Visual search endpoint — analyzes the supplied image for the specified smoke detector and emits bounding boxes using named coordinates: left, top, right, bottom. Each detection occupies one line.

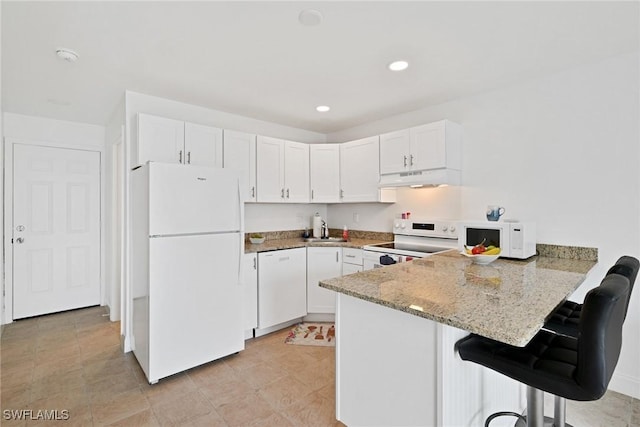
left=298, top=9, right=323, bottom=26
left=56, top=48, right=79, bottom=62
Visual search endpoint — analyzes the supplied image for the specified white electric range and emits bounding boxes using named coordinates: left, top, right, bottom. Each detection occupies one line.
left=362, top=219, right=459, bottom=270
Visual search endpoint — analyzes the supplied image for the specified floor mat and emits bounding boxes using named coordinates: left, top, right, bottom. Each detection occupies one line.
left=284, top=322, right=335, bottom=346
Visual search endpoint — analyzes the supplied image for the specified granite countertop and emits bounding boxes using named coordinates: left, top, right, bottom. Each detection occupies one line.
left=245, top=237, right=389, bottom=253
left=320, top=250, right=597, bottom=347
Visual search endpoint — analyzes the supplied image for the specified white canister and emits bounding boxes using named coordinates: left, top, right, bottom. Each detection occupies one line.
left=312, top=212, right=322, bottom=238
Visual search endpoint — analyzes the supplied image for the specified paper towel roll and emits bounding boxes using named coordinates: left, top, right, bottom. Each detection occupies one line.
left=313, top=213, right=322, bottom=238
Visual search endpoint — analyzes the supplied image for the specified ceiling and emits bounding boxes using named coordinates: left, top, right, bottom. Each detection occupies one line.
left=2, top=1, right=638, bottom=134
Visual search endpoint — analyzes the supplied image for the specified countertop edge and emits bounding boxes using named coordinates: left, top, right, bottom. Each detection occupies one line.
left=244, top=238, right=388, bottom=253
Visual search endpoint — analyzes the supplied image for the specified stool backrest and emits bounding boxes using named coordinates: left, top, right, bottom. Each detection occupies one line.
left=606, top=256, right=639, bottom=320
left=576, top=273, right=630, bottom=400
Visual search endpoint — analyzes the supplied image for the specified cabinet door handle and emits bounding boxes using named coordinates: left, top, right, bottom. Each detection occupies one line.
left=187, top=151, right=191, bottom=164
left=253, top=257, right=257, bottom=270
left=340, top=189, right=344, bottom=199
left=336, top=252, right=339, bottom=262
left=403, top=155, right=407, bottom=167
left=281, top=188, right=285, bottom=198
left=251, top=186, right=256, bottom=198
left=409, top=154, right=414, bottom=166
left=179, top=150, right=183, bottom=163
left=311, top=189, right=314, bottom=200
left=286, top=189, right=290, bottom=199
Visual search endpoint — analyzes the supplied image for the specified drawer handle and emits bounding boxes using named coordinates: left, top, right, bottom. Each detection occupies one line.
left=279, top=257, right=290, bottom=262
left=345, top=254, right=356, bottom=258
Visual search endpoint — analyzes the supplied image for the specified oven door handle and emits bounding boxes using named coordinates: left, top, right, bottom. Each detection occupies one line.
left=379, top=255, right=397, bottom=265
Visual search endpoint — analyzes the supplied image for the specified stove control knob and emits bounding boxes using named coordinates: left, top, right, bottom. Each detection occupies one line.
left=450, top=226, right=456, bottom=233
left=442, top=226, right=448, bottom=232
left=400, top=222, right=406, bottom=229
left=394, top=222, right=400, bottom=229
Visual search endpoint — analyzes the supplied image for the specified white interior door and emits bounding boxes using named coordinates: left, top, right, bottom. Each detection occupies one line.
left=13, top=144, right=101, bottom=319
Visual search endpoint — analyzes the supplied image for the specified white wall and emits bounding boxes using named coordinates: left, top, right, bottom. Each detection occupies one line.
left=104, top=98, right=125, bottom=322
left=328, top=52, right=640, bottom=398
left=2, top=113, right=106, bottom=324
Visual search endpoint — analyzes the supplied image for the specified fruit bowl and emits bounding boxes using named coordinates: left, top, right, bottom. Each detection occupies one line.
left=461, top=252, right=500, bottom=265
left=249, top=236, right=265, bottom=244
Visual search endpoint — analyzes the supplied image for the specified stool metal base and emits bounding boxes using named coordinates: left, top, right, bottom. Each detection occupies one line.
left=486, top=387, right=574, bottom=427
left=512, top=415, right=574, bottom=427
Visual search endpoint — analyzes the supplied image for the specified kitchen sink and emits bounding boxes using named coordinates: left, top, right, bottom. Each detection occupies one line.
left=304, top=237, right=347, bottom=243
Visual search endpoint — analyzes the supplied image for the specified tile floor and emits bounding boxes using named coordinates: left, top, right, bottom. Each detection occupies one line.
left=0, top=306, right=638, bottom=426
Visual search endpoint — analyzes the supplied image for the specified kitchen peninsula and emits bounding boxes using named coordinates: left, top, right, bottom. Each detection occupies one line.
left=320, top=250, right=597, bottom=426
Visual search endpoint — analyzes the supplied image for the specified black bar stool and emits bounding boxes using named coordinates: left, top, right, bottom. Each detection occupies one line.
left=543, top=256, right=639, bottom=338
left=456, top=272, right=630, bottom=427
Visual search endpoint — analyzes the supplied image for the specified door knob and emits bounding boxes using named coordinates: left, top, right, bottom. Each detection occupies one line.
left=16, top=237, right=24, bottom=244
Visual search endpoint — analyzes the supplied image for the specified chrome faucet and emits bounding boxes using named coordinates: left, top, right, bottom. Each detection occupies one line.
left=321, top=220, right=328, bottom=239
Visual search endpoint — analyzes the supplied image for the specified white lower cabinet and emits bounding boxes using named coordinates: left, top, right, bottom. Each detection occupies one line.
left=258, top=248, right=307, bottom=329
left=342, top=248, right=363, bottom=275
left=307, top=247, right=342, bottom=314
left=243, top=253, right=258, bottom=335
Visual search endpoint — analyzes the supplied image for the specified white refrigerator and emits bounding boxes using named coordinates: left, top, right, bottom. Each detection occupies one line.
left=131, top=162, right=245, bottom=384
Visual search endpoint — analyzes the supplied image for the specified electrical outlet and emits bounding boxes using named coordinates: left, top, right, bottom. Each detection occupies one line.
left=353, top=212, right=359, bottom=223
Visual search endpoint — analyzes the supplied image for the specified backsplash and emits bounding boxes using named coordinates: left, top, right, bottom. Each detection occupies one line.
left=245, top=229, right=393, bottom=243
left=536, top=243, right=598, bottom=261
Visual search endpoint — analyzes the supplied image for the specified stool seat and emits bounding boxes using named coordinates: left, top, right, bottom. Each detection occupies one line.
left=456, top=330, right=590, bottom=399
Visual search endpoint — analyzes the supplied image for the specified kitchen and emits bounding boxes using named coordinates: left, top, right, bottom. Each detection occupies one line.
left=1, top=1, right=639, bottom=426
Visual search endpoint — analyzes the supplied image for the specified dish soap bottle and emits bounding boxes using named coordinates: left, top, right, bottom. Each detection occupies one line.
left=342, top=225, right=349, bottom=241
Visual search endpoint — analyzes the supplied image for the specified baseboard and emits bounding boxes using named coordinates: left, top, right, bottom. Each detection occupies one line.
left=254, top=318, right=302, bottom=338
left=609, top=372, right=640, bottom=399
left=303, top=313, right=335, bottom=323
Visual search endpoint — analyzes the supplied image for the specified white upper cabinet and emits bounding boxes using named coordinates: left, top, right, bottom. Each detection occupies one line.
left=223, top=130, right=257, bottom=202
left=136, top=113, right=184, bottom=166
left=256, top=136, right=309, bottom=203
left=256, top=136, right=285, bottom=202
left=184, top=122, right=223, bottom=167
left=284, top=141, right=310, bottom=203
left=136, top=113, right=222, bottom=168
left=379, top=129, right=411, bottom=175
left=380, top=120, right=462, bottom=175
left=410, top=121, right=462, bottom=171
left=340, top=136, right=395, bottom=203
left=310, top=144, right=340, bottom=203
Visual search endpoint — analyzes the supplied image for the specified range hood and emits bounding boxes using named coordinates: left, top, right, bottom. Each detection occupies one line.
left=378, top=168, right=460, bottom=188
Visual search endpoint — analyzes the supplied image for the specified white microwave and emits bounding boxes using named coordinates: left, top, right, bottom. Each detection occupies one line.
left=458, top=221, right=536, bottom=259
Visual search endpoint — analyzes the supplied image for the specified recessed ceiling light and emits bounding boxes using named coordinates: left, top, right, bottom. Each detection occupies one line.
left=299, top=9, right=323, bottom=26
left=316, top=105, right=330, bottom=113
left=388, top=60, right=409, bottom=71
left=47, top=98, right=71, bottom=106
left=56, top=48, right=79, bottom=62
